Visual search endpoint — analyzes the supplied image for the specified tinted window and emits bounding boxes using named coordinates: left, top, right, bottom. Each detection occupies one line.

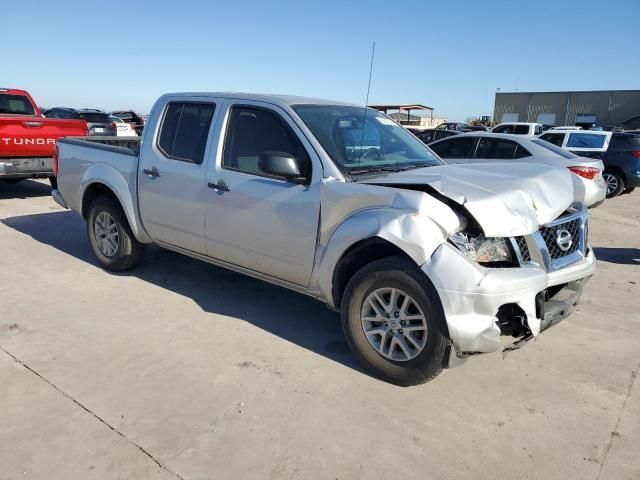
left=116, top=112, right=132, bottom=120
left=513, top=125, right=530, bottom=135
left=45, top=108, right=80, bottom=119
left=223, top=106, right=310, bottom=178
left=566, top=133, right=606, bottom=148
left=475, top=138, right=529, bottom=159
left=417, top=131, right=435, bottom=143
left=531, top=139, right=578, bottom=159
left=609, top=134, right=640, bottom=150
left=157, top=102, right=215, bottom=163
left=430, top=136, right=477, bottom=158
left=0, top=94, right=35, bottom=115
left=539, top=133, right=565, bottom=147
left=492, top=124, right=514, bottom=134
left=78, top=112, right=111, bottom=123
left=534, top=125, right=543, bottom=135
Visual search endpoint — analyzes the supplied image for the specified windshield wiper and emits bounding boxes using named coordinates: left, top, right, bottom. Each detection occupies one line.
left=349, top=162, right=436, bottom=176
left=348, top=166, right=403, bottom=175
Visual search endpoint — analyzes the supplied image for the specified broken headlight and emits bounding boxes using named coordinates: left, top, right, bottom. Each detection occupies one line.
left=449, top=232, right=512, bottom=265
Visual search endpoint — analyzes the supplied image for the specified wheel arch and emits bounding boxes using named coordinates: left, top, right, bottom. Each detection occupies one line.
left=80, top=165, right=151, bottom=243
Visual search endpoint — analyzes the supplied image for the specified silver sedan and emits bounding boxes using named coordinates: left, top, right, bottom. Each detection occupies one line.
left=427, top=132, right=607, bottom=207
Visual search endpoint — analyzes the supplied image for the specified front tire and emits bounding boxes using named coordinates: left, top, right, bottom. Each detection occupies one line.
left=341, top=256, right=448, bottom=386
left=603, top=171, right=625, bottom=198
left=49, top=176, right=58, bottom=189
left=87, top=195, right=144, bottom=271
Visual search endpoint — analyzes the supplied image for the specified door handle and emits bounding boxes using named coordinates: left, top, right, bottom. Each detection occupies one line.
left=143, top=167, right=160, bottom=177
left=208, top=180, right=230, bottom=192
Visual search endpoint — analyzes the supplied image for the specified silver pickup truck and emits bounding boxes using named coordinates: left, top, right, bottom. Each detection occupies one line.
left=53, top=92, right=596, bottom=386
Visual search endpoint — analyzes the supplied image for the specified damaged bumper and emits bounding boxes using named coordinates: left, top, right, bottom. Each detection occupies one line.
left=422, top=242, right=596, bottom=366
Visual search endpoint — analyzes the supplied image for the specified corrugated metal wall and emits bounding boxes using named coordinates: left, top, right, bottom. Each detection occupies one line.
left=493, top=91, right=640, bottom=126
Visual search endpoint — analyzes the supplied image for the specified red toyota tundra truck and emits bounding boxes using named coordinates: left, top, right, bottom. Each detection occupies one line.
left=0, top=88, right=89, bottom=187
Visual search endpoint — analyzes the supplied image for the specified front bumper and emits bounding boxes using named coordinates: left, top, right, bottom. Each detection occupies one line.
left=0, top=157, right=53, bottom=179
left=422, top=242, right=596, bottom=362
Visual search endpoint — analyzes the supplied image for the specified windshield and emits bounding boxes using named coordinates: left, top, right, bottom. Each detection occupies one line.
left=293, top=105, right=442, bottom=174
left=0, top=94, right=36, bottom=115
left=531, top=138, right=578, bottom=159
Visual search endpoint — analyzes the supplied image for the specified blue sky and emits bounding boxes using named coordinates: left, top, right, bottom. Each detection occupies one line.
left=2, top=0, right=639, bottom=120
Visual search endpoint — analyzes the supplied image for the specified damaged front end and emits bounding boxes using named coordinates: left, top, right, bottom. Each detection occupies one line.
left=422, top=203, right=595, bottom=365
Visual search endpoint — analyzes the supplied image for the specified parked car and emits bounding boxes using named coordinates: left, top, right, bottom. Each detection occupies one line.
left=491, top=122, right=544, bottom=137
left=538, top=130, right=640, bottom=197
left=110, top=116, right=137, bottom=136
left=428, top=133, right=606, bottom=207
left=111, top=110, right=144, bottom=135
left=76, top=109, right=117, bottom=136
left=43, top=107, right=82, bottom=120
left=0, top=88, right=88, bottom=187
left=415, top=129, right=462, bottom=144
left=52, top=92, right=596, bottom=386
left=435, top=122, right=485, bottom=132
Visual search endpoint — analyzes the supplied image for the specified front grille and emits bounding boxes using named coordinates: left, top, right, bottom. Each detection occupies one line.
left=540, top=218, right=581, bottom=259
left=514, top=236, right=531, bottom=262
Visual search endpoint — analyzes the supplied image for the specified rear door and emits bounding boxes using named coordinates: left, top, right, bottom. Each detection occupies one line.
left=137, top=99, right=217, bottom=254
left=428, top=136, right=478, bottom=162
left=204, top=100, right=321, bottom=286
left=473, top=137, right=531, bottom=163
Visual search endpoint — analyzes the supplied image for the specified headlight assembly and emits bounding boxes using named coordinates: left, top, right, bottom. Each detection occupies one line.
left=449, top=232, right=512, bottom=265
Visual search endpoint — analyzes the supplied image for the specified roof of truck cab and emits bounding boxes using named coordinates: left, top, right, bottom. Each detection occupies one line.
left=163, top=92, right=361, bottom=108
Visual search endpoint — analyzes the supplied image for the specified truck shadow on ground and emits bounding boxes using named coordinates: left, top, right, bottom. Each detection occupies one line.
left=0, top=179, right=52, bottom=199
left=2, top=210, right=366, bottom=375
left=593, top=247, right=640, bottom=265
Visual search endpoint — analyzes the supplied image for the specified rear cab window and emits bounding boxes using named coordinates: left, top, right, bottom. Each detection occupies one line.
left=513, top=125, right=530, bottom=135
left=539, top=132, right=565, bottom=147
left=0, top=94, right=35, bottom=115
left=157, top=102, right=215, bottom=164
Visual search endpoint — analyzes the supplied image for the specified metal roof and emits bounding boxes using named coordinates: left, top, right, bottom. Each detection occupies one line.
left=369, top=104, right=434, bottom=111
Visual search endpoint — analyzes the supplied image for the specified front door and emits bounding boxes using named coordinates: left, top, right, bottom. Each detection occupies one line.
left=204, top=102, right=321, bottom=286
left=138, top=100, right=216, bottom=254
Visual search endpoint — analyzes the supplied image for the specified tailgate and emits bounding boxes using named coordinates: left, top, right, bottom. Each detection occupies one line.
left=0, top=117, right=88, bottom=158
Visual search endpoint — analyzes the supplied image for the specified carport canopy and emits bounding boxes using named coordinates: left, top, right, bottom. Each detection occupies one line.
left=369, top=104, right=434, bottom=120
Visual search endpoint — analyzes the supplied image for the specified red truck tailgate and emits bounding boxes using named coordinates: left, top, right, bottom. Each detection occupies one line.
left=0, top=116, right=89, bottom=158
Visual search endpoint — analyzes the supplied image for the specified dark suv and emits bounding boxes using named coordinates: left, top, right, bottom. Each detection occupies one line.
left=111, top=110, right=144, bottom=135
left=602, top=133, right=640, bottom=196
left=76, top=109, right=117, bottom=136
left=539, top=130, right=640, bottom=197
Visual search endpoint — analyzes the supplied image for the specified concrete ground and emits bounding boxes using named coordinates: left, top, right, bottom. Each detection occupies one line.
left=0, top=179, right=638, bottom=480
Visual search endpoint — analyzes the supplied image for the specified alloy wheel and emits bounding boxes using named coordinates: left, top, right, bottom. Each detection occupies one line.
left=360, top=287, right=428, bottom=361
left=94, top=211, right=120, bottom=257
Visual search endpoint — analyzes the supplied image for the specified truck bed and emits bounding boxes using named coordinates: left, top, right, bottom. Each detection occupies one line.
left=61, top=136, right=141, bottom=155
left=55, top=136, right=141, bottom=214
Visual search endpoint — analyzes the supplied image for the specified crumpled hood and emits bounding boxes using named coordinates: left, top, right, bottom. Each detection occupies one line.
left=359, top=162, right=575, bottom=237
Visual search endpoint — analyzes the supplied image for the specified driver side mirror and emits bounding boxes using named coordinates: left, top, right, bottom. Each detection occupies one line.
left=259, top=151, right=308, bottom=184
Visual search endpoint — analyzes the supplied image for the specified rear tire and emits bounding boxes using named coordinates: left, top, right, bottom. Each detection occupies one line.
left=341, top=256, right=448, bottom=386
left=87, top=195, right=144, bottom=271
left=603, top=171, right=625, bottom=198
left=49, top=177, right=58, bottom=189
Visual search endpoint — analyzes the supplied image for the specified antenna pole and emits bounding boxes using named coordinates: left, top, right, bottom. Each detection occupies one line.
left=358, top=42, right=376, bottom=162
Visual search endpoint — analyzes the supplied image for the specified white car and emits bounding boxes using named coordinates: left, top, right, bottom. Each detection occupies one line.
left=491, top=122, right=543, bottom=137
left=109, top=116, right=137, bottom=136
left=428, top=132, right=606, bottom=207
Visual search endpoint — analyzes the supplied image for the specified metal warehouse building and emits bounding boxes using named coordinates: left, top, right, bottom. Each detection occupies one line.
left=493, top=90, right=640, bottom=129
